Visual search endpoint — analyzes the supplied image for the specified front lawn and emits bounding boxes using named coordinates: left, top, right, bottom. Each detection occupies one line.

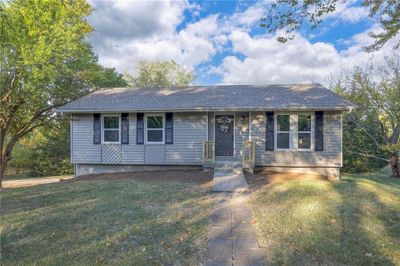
left=248, top=170, right=400, bottom=265
left=1, top=172, right=212, bottom=265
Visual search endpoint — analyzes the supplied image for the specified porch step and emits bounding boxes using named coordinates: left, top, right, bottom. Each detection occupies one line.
left=213, top=161, right=242, bottom=170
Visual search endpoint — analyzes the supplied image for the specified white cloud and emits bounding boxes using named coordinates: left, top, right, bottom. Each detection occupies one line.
left=214, top=26, right=398, bottom=85
left=88, top=0, right=217, bottom=72
left=322, top=1, right=369, bottom=24
left=87, top=0, right=396, bottom=87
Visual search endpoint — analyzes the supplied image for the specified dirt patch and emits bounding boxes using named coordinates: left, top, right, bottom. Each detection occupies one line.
left=65, top=170, right=214, bottom=189
left=3, top=176, right=73, bottom=188
left=244, top=170, right=329, bottom=191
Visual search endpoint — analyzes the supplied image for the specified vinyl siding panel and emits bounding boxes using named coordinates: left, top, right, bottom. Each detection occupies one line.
left=234, top=112, right=249, bottom=160
left=145, top=145, right=166, bottom=164
left=165, top=112, right=206, bottom=164
left=102, top=144, right=121, bottom=164
left=121, top=113, right=145, bottom=164
left=208, top=112, right=214, bottom=141
left=251, top=111, right=342, bottom=167
left=71, top=114, right=101, bottom=163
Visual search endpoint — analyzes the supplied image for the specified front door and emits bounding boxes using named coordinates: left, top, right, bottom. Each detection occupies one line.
left=215, top=115, right=234, bottom=156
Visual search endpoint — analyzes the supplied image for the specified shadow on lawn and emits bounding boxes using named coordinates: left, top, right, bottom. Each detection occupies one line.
left=251, top=176, right=399, bottom=265
left=0, top=180, right=212, bottom=265
left=330, top=181, right=396, bottom=265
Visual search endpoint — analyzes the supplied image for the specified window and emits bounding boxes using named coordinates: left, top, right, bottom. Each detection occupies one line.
left=146, top=115, right=164, bottom=143
left=103, top=115, right=120, bottom=143
left=298, top=114, right=312, bottom=149
left=275, top=114, right=313, bottom=150
left=276, top=115, right=290, bottom=149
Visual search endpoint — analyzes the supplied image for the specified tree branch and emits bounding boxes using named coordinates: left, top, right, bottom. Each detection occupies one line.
left=346, top=114, right=386, bottom=147
left=350, top=151, right=389, bottom=162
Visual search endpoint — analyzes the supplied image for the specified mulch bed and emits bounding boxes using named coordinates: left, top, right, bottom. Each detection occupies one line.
left=65, top=170, right=214, bottom=185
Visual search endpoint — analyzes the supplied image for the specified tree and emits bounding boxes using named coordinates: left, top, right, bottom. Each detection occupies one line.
left=260, top=0, right=400, bottom=51
left=0, top=0, right=126, bottom=186
left=125, top=60, right=195, bottom=87
left=332, top=55, right=400, bottom=177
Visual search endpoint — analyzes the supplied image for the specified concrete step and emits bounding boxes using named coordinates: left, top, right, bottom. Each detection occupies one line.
left=214, top=161, right=243, bottom=169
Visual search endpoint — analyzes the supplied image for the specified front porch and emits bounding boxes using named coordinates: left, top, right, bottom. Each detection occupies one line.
left=203, top=140, right=255, bottom=171
left=203, top=111, right=255, bottom=171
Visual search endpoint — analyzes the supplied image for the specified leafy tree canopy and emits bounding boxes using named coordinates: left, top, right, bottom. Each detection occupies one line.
left=125, top=60, right=195, bottom=88
left=0, top=0, right=126, bottom=185
left=332, top=55, right=400, bottom=176
left=261, top=0, right=399, bottom=51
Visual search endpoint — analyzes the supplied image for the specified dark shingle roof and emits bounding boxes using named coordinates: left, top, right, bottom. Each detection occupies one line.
left=57, top=84, right=355, bottom=113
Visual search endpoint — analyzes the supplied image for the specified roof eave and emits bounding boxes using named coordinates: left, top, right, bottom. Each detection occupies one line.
left=56, top=106, right=354, bottom=114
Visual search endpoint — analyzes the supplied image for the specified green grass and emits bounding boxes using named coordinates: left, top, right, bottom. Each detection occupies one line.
left=249, top=170, right=400, bottom=265
left=1, top=178, right=212, bottom=265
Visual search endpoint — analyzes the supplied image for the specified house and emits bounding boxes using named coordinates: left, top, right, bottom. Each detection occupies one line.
left=57, top=84, right=355, bottom=178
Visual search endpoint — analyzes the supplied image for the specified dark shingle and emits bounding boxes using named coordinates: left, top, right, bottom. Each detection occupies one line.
left=57, top=84, right=355, bottom=112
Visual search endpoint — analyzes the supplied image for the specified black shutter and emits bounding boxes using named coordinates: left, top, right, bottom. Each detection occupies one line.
left=93, top=113, right=101, bottom=144
left=136, top=113, right=144, bottom=144
left=315, top=111, right=324, bottom=151
left=165, top=113, right=173, bottom=144
left=266, top=112, right=274, bottom=151
left=121, top=113, right=129, bottom=144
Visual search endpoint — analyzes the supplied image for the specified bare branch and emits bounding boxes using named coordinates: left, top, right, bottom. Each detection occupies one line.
left=346, top=114, right=386, bottom=147
left=350, top=151, right=389, bottom=162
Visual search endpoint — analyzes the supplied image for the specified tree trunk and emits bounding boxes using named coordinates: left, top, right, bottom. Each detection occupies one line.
left=0, top=153, right=10, bottom=188
left=390, top=152, right=400, bottom=178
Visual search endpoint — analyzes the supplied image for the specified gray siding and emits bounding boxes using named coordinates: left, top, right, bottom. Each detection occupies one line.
left=165, top=112, right=206, bottom=164
left=145, top=145, right=166, bottom=164
left=71, top=114, right=101, bottom=163
left=235, top=112, right=249, bottom=160
left=71, top=111, right=342, bottom=168
left=102, top=144, right=121, bottom=164
left=250, top=111, right=342, bottom=167
left=208, top=112, right=214, bottom=141
left=121, top=114, right=144, bottom=164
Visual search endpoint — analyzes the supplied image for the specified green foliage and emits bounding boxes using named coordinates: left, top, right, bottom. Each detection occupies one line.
left=125, top=60, right=195, bottom=87
left=332, top=55, right=400, bottom=173
left=261, top=0, right=400, bottom=51
left=0, top=0, right=126, bottom=181
left=30, top=120, right=73, bottom=176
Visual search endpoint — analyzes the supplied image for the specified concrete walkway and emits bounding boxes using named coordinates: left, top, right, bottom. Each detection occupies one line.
left=212, top=167, right=249, bottom=192
left=204, top=192, right=266, bottom=266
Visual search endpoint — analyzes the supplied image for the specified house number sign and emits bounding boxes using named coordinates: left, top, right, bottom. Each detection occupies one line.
left=217, top=116, right=232, bottom=134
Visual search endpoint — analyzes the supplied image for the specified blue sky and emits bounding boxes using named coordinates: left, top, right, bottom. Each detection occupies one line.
left=88, top=0, right=396, bottom=86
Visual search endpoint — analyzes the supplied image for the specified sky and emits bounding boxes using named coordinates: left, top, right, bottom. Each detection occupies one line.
left=87, top=0, right=398, bottom=86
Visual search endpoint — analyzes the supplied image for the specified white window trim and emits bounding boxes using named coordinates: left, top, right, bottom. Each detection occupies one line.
left=102, top=114, right=121, bottom=144
left=296, top=114, right=314, bottom=151
left=145, top=113, right=165, bottom=144
left=275, top=114, right=292, bottom=151
left=274, top=113, right=314, bottom=151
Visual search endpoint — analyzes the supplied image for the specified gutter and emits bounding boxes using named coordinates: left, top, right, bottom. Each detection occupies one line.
left=57, top=106, right=355, bottom=114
